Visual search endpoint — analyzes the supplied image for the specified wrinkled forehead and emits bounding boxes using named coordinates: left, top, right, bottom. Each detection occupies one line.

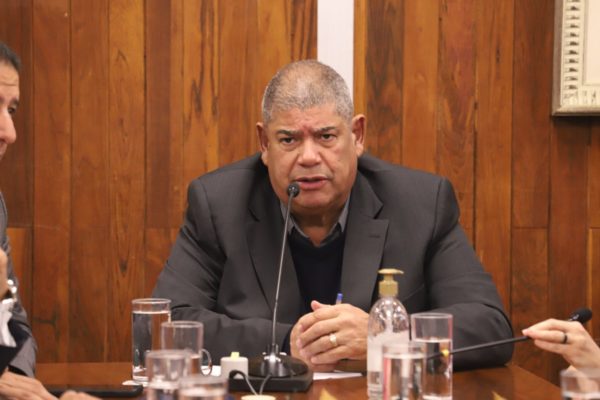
left=268, top=103, right=347, bottom=127
left=0, top=62, right=19, bottom=87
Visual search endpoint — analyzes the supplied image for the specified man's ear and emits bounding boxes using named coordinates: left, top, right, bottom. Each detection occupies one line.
left=256, top=122, right=269, bottom=166
left=351, top=114, right=366, bottom=156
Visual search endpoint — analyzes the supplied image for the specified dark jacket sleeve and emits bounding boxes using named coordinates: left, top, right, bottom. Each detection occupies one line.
left=0, top=319, right=29, bottom=373
left=426, top=178, right=513, bottom=370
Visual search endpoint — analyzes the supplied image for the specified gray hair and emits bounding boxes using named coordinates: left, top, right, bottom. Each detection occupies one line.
left=261, top=60, right=353, bottom=125
left=0, top=42, right=20, bottom=72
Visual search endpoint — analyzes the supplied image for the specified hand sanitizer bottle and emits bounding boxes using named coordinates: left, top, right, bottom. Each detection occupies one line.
left=367, top=268, right=409, bottom=399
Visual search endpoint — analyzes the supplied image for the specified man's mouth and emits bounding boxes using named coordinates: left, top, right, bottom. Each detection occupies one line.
left=294, top=176, right=327, bottom=190
left=296, top=176, right=324, bottom=182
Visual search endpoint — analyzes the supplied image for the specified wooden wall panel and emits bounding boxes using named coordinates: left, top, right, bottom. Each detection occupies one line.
left=590, top=123, right=600, bottom=227
left=70, top=0, right=110, bottom=362
left=473, top=1, right=513, bottom=309
left=146, top=0, right=184, bottom=229
left=106, top=0, right=146, bottom=362
left=257, top=0, right=292, bottom=94
left=31, top=0, right=71, bottom=362
left=363, top=0, right=403, bottom=161
left=290, top=0, right=317, bottom=61
left=437, top=0, right=475, bottom=241
left=145, top=229, right=179, bottom=296
left=590, top=229, right=600, bottom=342
left=512, top=0, right=552, bottom=228
left=353, top=0, right=366, bottom=117
left=402, top=0, right=438, bottom=173
left=548, top=120, right=589, bottom=379
left=511, top=228, right=549, bottom=380
left=218, top=0, right=259, bottom=164
left=182, top=0, right=219, bottom=186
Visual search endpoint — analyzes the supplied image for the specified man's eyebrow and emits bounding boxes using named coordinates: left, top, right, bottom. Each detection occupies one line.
left=314, top=126, right=336, bottom=134
left=276, top=129, right=302, bottom=136
left=276, top=126, right=337, bottom=135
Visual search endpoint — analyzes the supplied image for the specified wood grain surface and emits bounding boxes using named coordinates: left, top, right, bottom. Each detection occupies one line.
left=35, top=362, right=562, bottom=400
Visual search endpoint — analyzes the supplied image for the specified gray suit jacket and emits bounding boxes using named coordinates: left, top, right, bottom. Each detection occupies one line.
left=153, top=154, right=513, bottom=370
left=0, top=192, right=36, bottom=376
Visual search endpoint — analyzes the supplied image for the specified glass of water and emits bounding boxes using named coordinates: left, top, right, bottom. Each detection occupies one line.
left=561, top=368, right=600, bottom=400
left=131, top=298, right=171, bottom=382
left=178, top=375, right=228, bottom=400
left=161, top=321, right=213, bottom=375
left=146, top=349, right=191, bottom=400
left=411, top=313, right=453, bottom=400
left=382, top=341, right=425, bottom=400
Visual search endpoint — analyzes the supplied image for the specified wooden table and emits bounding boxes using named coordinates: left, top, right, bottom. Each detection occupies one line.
left=37, top=362, right=561, bottom=399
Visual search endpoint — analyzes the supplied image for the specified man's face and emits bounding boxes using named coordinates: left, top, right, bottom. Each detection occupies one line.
left=0, top=63, right=19, bottom=161
left=257, top=103, right=365, bottom=218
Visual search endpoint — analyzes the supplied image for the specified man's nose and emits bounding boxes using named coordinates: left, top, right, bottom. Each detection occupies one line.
left=0, top=112, right=17, bottom=145
left=298, top=140, right=320, bottom=164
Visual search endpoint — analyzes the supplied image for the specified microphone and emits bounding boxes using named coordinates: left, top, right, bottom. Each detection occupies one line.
left=243, top=182, right=312, bottom=391
left=567, top=307, right=592, bottom=323
left=435, top=307, right=593, bottom=358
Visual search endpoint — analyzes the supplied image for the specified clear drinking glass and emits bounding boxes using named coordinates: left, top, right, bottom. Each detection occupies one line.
left=411, top=313, right=453, bottom=400
left=382, top=341, right=425, bottom=400
left=160, top=320, right=213, bottom=375
left=131, top=298, right=171, bottom=382
left=145, top=349, right=191, bottom=400
left=561, top=368, right=600, bottom=400
left=178, top=375, right=228, bottom=400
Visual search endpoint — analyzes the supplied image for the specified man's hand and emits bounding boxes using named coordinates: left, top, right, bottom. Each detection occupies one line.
left=523, top=319, right=600, bottom=370
left=290, top=300, right=368, bottom=372
left=0, top=371, right=56, bottom=400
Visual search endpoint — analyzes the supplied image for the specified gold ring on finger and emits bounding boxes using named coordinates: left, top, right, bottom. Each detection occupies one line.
left=329, top=332, right=338, bottom=347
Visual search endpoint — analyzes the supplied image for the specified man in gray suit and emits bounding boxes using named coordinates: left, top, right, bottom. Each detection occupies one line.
left=153, top=60, right=513, bottom=371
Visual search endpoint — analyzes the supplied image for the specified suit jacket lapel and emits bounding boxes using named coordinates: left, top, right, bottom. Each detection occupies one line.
left=247, top=178, right=302, bottom=319
left=341, top=173, right=388, bottom=311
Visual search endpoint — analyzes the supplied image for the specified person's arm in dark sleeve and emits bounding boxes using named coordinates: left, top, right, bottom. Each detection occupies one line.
left=152, top=181, right=291, bottom=361
left=425, top=178, right=513, bottom=370
left=0, top=319, right=29, bottom=373
left=0, top=201, right=36, bottom=377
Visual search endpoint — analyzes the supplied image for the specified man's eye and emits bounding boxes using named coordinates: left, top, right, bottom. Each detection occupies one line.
left=8, top=107, right=17, bottom=116
left=320, top=133, right=335, bottom=141
left=280, top=137, right=295, bottom=144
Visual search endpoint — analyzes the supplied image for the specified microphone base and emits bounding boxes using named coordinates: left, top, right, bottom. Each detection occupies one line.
left=248, top=352, right=309, bottom=377
left=228, top=370, right=313, bottom=393
left=235, top=352, right=312, bottom=392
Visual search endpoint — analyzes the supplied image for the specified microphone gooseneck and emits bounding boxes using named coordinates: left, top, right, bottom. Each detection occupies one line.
left=269, top=182, right=301, bottom=352
left=248, top=182, right=308, bottom=378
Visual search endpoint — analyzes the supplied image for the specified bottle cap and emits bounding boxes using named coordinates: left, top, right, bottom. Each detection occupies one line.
left=378, top=268, right=403, bottom=297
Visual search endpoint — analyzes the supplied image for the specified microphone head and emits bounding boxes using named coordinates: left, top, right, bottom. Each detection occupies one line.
left=569, top=307, right=592, bottom=323
left=287, top=182, right=300, bottom=198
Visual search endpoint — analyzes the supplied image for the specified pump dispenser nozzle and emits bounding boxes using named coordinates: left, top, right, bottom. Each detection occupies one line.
left=377, top=268, right=403, bottom=297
